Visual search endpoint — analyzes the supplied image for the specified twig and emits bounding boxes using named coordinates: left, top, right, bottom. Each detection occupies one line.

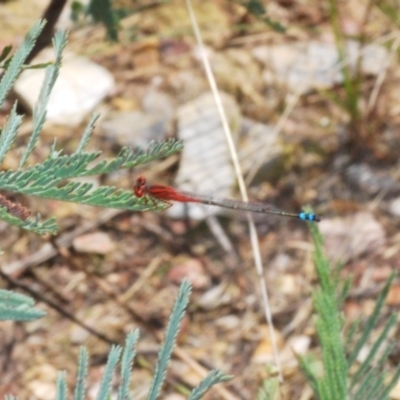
left=0, top=268, right=115, bottom=344
left=26, top=0, right=68, bottom=64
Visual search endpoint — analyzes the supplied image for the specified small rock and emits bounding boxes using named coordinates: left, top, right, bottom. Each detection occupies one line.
left=27, top=381, right=56, bottom=400
left=344, top=300, right=363, bottom=319
left=387, top=284, right=400, bottom=306
left=163, top=395, right=186, bottom=400
left=276, top=274, right=299, bottom=296
left=390, top=376, right=400, bottom=400
left=370, top=265, right=393, bottom=282
left=251, top=325, right=283, bottom=364
left=14, top=50, right=115, bottom=126
left=345, top=163, right=400, bottom=196
left=357, top=344, right=371, bottom=364
left=167, top=258, right=210, bottom=289
left=389, top=197, right=400, bottom=217
left=215, top=315, right=241, bottom=330
left=197, top=283, right=233, bottom=310
left=289, top=335, right=311, bottom=355
left=101, top=110, right=169, bottom=148
left=73, top=232, right=115, bottom=254
left=279, top=335, right=312, bottom=366
left=26, top=364, right=58, bottom=400
left=70, top=325, right=90, bottom=344
left=270, top=253, right=292, bottom=271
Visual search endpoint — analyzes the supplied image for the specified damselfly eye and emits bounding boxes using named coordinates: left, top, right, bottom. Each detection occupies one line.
left=134, top=177, right=147, bottom=197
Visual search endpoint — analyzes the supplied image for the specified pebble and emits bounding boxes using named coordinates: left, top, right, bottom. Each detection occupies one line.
left=345, top=163, right=400, bottom=196
left=14, top=49, right=115, bottom=127
left=73, top=232, right=115, bottom=254
left=167, top=257, right=210, bottom=289
left=197, top=283, right=233, bottom=310
left=388, top=197, right=400, bottom=217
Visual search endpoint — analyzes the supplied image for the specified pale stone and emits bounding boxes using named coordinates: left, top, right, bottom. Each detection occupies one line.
left=14, top=50, right=115, bottom=126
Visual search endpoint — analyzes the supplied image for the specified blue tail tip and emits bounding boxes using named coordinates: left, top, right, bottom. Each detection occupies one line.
left=299, top=212, right=321, bottom=222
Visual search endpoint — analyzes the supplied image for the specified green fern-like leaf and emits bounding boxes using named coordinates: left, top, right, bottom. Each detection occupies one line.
left=0, top=289, right=46, bottom=321
left=0, top=103, right=23, bottom=164
left=348, top=273, right=398, bottom=400
left=378, top=364, right=400, bottom=399
left=309, top=224, right=348, bottom=400
left=0, top=206, right=57, bottom=234
left=75, top=113, right=99, bottom=155
left=1, top=141, right=181, bottom=189
left=256, top=376, right=280, bottom=400
left=0, top=20, right=46, bottom=107
left=0, top=138, right=181, bottom=235
left=74, top=347, right=89, bottom=400
left=5, top=395, right=19, bottom=400
left=0, top=20, right=183, bottom=235
left=351, top=315, right=397, bottom=389
left=2, top=282, right=229, bottom=399
left=190, top=370, right=232, bottom=400
left=146, top=280, right=192, bottom=400
left=56, top=372, right=67, bottom=400
left=347, top=273, right=395, bottom=366
left=98, top=346, right=122, bottom=400
left=0, top=139, right=182, bottom=216
left=118, top=330, right=140, bottom=400
left=301, top=225, right=400, bottom=400
left=20, top=30, right=68, bottom=168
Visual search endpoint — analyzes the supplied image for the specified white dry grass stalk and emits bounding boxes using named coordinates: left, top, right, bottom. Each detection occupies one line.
left=184, top=0, right=284, bottom=382
left=368, top=31, right=400, bottom=113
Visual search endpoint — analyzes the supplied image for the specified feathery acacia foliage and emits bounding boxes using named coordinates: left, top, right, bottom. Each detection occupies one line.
left=0, top=21, right=183, bottom=235
left=3, top=281, right=230, bottom=400
left=0, top=289, right=46, bottom=321
left=0, top=21, right=47, bottom=106
left=298, top=224, right=400, bottom=400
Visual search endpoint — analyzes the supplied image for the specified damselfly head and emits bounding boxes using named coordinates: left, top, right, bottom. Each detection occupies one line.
left=134, top=176, right=147, bottom=198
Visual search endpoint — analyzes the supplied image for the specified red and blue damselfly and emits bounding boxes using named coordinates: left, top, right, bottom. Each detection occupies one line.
left=134, top=176, right=320, bottom=222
